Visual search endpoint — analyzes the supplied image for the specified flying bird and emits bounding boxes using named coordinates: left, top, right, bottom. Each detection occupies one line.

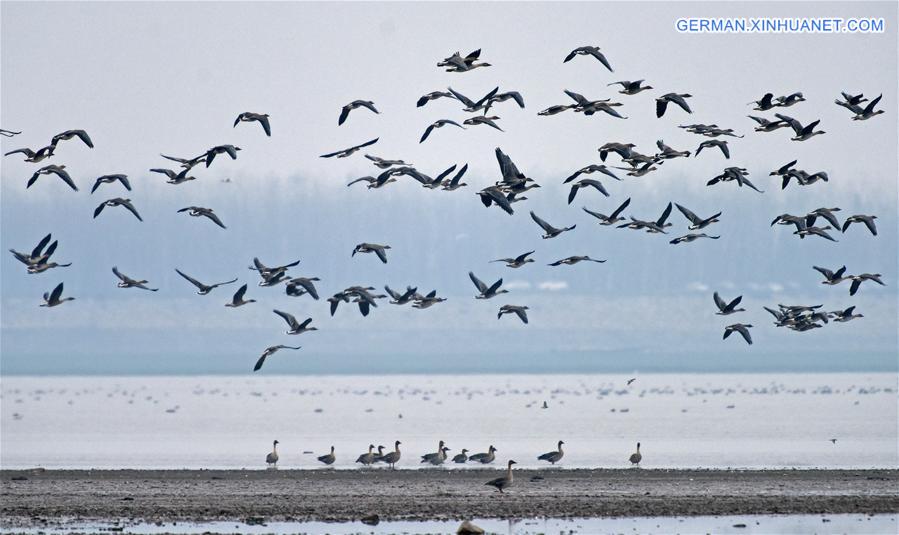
left=713, top=292, right=745, bottom=315
left=469, top=272, right=508, bottom=299
left=564, top=46, right=613, bottom=71
left=352, top=243, right=391, bottom=264
left=420, top=119, right=465, bottom=143
left=41, top=282, right=75, bottom=307
left=498, top=305, right=529, bottom=324
left=338, top=100, right=379, bottom=125
left=530, top=211, right=576, bottom=239
left=548, top=256, right=605, bottom=266
left=225, top=284, right=256, bottom=307
left=94, top=198, right=143, bottom=221
left=112, top=267, right=158, bottom=291
left=234, top=112, right=271, bottom=136
left=27, top=165, right=77, bottom=191
left=204, top=145, right=241, bottom=167
left=273, top=310, right=317, bottom=335
left=51, top=129, right=93, bottom=148
left=656, top=93, right=693, bottom=117
left=177, top=206, right=226, bottom=229
left=491, top=251, right=535, bottom=268
left=90, top=174, right=131, bottom=194
left=254, top=345, right=301, bottom=372
left=320, top=138, right=378, bottom=158
left=841, top=215, right=877, bottom=236
left=582, top=197, right=631, bottom=226
left=723, top=323, right=753, bottom=345
left=175, top=269, right=237, bottom=295
left=5, top=145, right=55, bottom=162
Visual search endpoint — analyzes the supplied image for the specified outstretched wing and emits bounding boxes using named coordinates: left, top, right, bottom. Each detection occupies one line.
left=469, top=272, right=488, bottom=293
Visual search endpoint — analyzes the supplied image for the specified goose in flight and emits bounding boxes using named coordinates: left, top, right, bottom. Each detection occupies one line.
left=669, top=233, right=719, bottom=245
left=629, top=443, right=642, bottom=465
left=385, top=285, right=418, bottom=305
left=320, top=138, right=378, bottom=158
left=549, top=255, right=605, bottom=266
left=28, top=253, right=72, bottom=274
left=412, top=290, right=447, bottom=309
left=614, top=162, right=658, bottom=178
left=420, top=119, right=465, bottom=143
left=803, top=207, right=841, bottom=229
left=94, top=198, right=142, bottom=221
left=51, top=129, right=93, bottom=148
left=353, top=243, right=390, bottom=264
left=564, top=164, right=620, bottom=183
left=477, top=186, right=515, bottom=215
left=438, top=49, right=490, bottom=72
left=537, top=441, right=564, bottom=464
left=273, top=309, right=317, bottom=335
left=608, top=80, right=652, bottom=95
left=568, top=179, right=609, bottom=203
left=249, top=257, right=301, bottom=280
left=564, top=46, right=613, bottom=71
left=225, top=284, right=256, bottom=307
left=695, top=139, right=730, bottom=159
left=266, top=440, right=279, bottom=466
left=538, top=104, right=576, bottom=116
left=175, top=269, right=237, bottom=295
left=364, top=154, right=410, bottom=169
left=619, top=202, right=673, bottom=234
left=842, top=215, right=877, bottom=236
left=794, top=224, right=837, bottom=242
left=483, top=91, right=525, bottom=113
left=714, top=292, right=745, bottom=315
left=317, top=446, right=336, bottom=466
left=655, top=140, right=691, bottom=160
left=707, top=167, right=763, bottom=193
left=583, top=197, right=631, bottom=226
left=563, top=90, right=627, bottom=118
left=27, top=165, right=77, bottom=190
left=849, top=273, right=885, bottom=296
left=848, top=94, right=884, bottom=121
left=204, top=145, right=241, bottom=167
left=781, top=169, right=829, bottom=189
left=347, top=169, right=398, bottom=190
left=0, top=129, right=22, bottom=137
left=41, top=282, right=75, bottom=307
left=530, top=211, right=575, bottom=239
left=338, top=100, right=379, bottom=125
left=177, top=206, right=226, bottom=229
left=675, top=203, right=721, bottom=230
left=90, top=174, right=131, bottom=193
left=469, top=272, right=508, bottom=299
left=748, top=93, right=777, bottom=111
left=440, top=163, right=469, bottom=191
left=234, top=112, right=271, bottom=136
left=463, top=115, right=503, bottom=131
left=10, top=233, right=54, bottom=268
left=836, top=91, right=868, bottom=108
left=775, top=92, right=806, bottom=107
left=829, top=306, right=863, bottom=323
left=498, top=304, right=529, bottom=324
left=447, top=86, right=499, bottom=113
left=813, top=265, right=848, bottom=285
left=160, top=153, right=206, bottom=169
left=485, top=460, right=517, bottom=493
left=656, top=93, right=692, bottom=117
left=112, top=267, right=158, bottom=291
left=416, top=90, right=455, bottom=107
left=469, top=445, right=497, bottom=464
left=150, top=167, right=196, bottom=185
left=286, top=277, right=321, bottom=300
left=491, top=250, right=535, bottom=268
left=723, top=323, right=753, bottom=345
left=775, top=113, right=825, bottom=141
left=5, top=145, right=55, bottom=162
left=253, top=345, right=301, bottom=372
left=748, top=115, right=789, bottom=132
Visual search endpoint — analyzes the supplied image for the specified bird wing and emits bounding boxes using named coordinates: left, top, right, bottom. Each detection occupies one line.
left=469, top=272, right=488, bottom=293
left=203, top=211, right=227, bottom=229
left=53, top=169, right=78, bottom=191
left=253, top=354, right=267, bottom=372
left=610, top=197, right=631, bottom=219
left=74, top=130, right=94, bottom=148
left=486, top=278, right=504, bottom=295
left=233, top=284, right=248, bottom=301
left=514, top=308, right=529, bottom=324
left=112, top=267, right=129, bottom=282
left=563, top=90, right=589, bottom=105
left=582, top=179, right=609, bottom=196
left=587, top=48, right=613, bottom=71
left=258, top=115, right=272, bottom=136
left=31, top=233, right=52, bottom=258
left=669, top=94, right=692, bottom=113
left=514, top=250, right=534, bottom=263
left=567, top=185, right=580, bottom=205
left=419, top=124, right=436, bottom=143
left=727, top=295, right=743, bottom=310
left=656, top=202, right=673, bottom=225
left=862, top=94, right=882, bottom=114
left=121, top=200, right=143, bottom=221
left=50, top=282, right=64, bottom=303
left=801, top=120, right=821, bottom=135
left=374, top=247, right=388, bottom=264
left=713, top=292, right=726, bottom=311
left=273, top=309, right=299, bottom=329
left=675, top=203, right=701, bottom=224
left=530, top=211, right=552, bottom=231
left=175, top=269, right=205, bottom=290
left=474, top=87, right=500, bottom=107
left=447, top=87, right=475, bottom=107
left=338, top=105, right=351, bottom=125
left=92, top=202, right=107, bottom=219
left=655, top=99, right=668, bottom=118
left=737, top=325, right=752, bottom=345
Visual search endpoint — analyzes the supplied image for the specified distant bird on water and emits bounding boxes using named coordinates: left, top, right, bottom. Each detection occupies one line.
left=469, top=445, right=497, bottom=464
left=234, top=112, right=271, bottom=136
left=254, top=345, right=301, bottom=372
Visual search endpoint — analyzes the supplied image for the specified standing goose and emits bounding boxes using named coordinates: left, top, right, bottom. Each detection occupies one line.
left=352, top=243, right=391, bottom=264
left=204, top=144, right=241, bottom=167
left=714, top=292, right=745, bottom=315
left=447, top=86, right=499, bottom=113
left=177, top=206, right=227, bottom=229
left=317, top=446, right=336, bottom=466
left=629, top=443, right=642, bottom=465
left=112, top=267, right=158, bottom=291
left=41, top=282, right=75, bottom=307
left=175, top=269, right=237, bottom=295
left=273, top=310, right=317, bottom=335
left=420, top=440, right=449, bottom=464
left=452, top=449, right=470, bottom=463
left=356, top=444, right=377, bottom=466
left=225, top=284, right=256, bottom=307
left=94, top=198, right=143, bottom=221
left=548, top=256, right=605, bottom=266
left=608, top=80, right=652, bottom=95
left=90, top=174, right=131, bottom=193
left=564, top=46, right=613, bottom=71
left=253, top=344, right=301, bottom=372
left=419, top=119, right=465, bottom=143
left=530, top=211, right=576, bottom=239
left=50, top=129, right=94, bottom=148
left=469, top=272, right=508, bottom=299
left=5, top=145, right=55, bottom=162
left=338, top=100, right=379, bottom=125
left=320, top=138, right=379, bottom=158
left=469, top=445, right=497, bottom=464
left=27, top=165, right=77, bottom=191
left=485, top=460, right=517, bottom=493
left=380, top=441, right=402, bottom=469
left=655, top=93, right=693, bottom=117
left=490, top=250, right=535, bottom=268
left=498, top=305, right=529, bottom=324
left=841, top=215, right=877, bottom=236
left=583, top=197, right=631, bottom=226
left=723, top=323, right=753, bottom=345
left=266, top=440, right=279, bottom=466
left=233, top=112, right=271, bottom=136
left=537, top=441, right=565, bottom=465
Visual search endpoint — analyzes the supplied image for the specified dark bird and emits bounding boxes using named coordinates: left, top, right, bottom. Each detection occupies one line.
left=564, top=164, right=620, bottom=183
left=286, top=277, right=321, bottom=300
left=90, top=174, right=131, bottom=194
left=498, top=305, right=529, bottom=324
left=177, top=206, right=226, bottom=229
left=714, top=292, right=745, bottom=315
left=469, top=272, right=508, bottom=299
left=695, top=140, right=730, bottom=159
left=112, top=266, right=158, bottom=291
left=548, top=256, right=605, bottom=266
left=723, top=323, right=753, bottom=345
left=320, top=138, right=378, bottom=158
left=352, top=243, right=390, bottom=264
left=537, top=441, right=564, bottom=464
left=5, top=145, right=55, bottom=162
left=483, top=91, right=525, bottom=113
left=225, top=284, right=256, bottom=307
left=28, top=165, right=77, bottom=190
left=849, top=274, right=885, bottom=296
left=463, top=115, right=503, bottom=131
left=491, top=251, right=535, bottom=268
left=608, top=80, right=652, bottom=95
left=564, top=46, right=613, bottom=71
left=568, top=179, right=609, bottom=204
left=253, top=345, right=301, bottom=372
left=175, top=269, right=237, bottom=295
left=448, top=86, right=499, bottom=113
left=10, top=233, right=54, bottom=268
left=51, top=129, right=93, bottom=148
left=849, top=94, right=884, bottom=121
left=674, top=203, right=721, bottom=230
left=477, top=186, right=515, bottom=215
left=364, top=154, right=410, bottom=169
left=775, top=92, right=805, bottom=107
left=438, top=49, right=491, bottom=72
left=420, top=119, right=465, bottom=143
left=41, top=282, right=75, bottom=307
left=338, top=100, right=379, bottom=125
left=94, top=198, right=142, bottom=221
left=583, top=197, right=631, bottom=226
left=416, top=90, right=455, bottom=107
left=841, top=215, right=877, bottom=236
left=234, top=112, right=271, bottom=136
left=530, top=211, right=576, bottom=239
left=150, top=167, right=196, bottom=185
left=656, top=93, right=692, bottom=117
left=813, top=265, right=848, bottom=285
left=273, top=310, right=317, bottom=335
left=748, top=115, right=789, bottom=132
left=829, top=306, right=863, bottom=323
left=748, top=93, right=776, bottom=111
left=669, top=233, right=719, bottom=244
left=775, top=113, right=825, bottom=141
left=204, top=145, right=241, bottom=167
left=485, top=460, right=517, bottom=493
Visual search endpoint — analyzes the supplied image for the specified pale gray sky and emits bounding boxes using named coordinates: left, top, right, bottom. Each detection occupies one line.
left=1, top=1, right=896, bottom=374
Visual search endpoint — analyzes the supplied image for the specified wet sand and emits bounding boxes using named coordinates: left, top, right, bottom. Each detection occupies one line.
left=2, top=469, right=897, bottom=527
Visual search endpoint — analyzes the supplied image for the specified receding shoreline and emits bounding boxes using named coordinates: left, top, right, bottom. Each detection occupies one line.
left=2, top=468, right=898, bottom=527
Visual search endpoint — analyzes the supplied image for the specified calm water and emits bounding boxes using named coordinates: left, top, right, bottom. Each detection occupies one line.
left=1, top=373, right=895, bottom=469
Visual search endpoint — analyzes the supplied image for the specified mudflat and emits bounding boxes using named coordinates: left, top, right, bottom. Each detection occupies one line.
left=2, top=468, right=898, bottom=527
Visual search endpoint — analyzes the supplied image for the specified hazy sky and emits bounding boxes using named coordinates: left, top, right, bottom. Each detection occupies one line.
left=1, top=2, right=896, bottom=374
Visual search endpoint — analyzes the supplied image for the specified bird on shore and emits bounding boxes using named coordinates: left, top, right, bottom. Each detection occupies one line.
left=485, top=460, right=517, bottom=493
left=656, top=93, right=692, bottom=117
left=356, top=444, right=377, bottom=466
left=177, top=206, right=226, bottom=229
left=498, top=305, right=529, bottom=324
left=175, top=269, right=237, bottom=295
left=537, top=441, right=564, bottom=465
left=94, top=198, right=142, bottom=221
left=420, top=440, right=449, bottom=465
left=695, top=139, right=730, bottom=159
left=548, top=256, right=605, bottom=266
left=90, top=174, right=131, bottom=193
left=629, top=443, right=642, bottom=465
left=51, top=129, right=94, bottom=148
left=339, top=100, right=379, bottom=125
left=564, top=46, right=612, bottom=71
left=204, top=145, right=241, bottom=167
left=583, top=197, right=631, bottom=226
left=381, top=441, right=402, bottom=469
left=438, top=49, right=491, bottom=72
left=490, top=251, right=535, bottom=269
left=40, top=282, right=75, bottom=307
left=723, top=323, right=753, bottom=345
left=813, top=265, right=848, bottom=286
left=775, top=113, right=825, bottom=141
left=530, top=211, right=575, bottom=239
left=452, top=449, right=470, bottom=463
left=841, top=215, right=877, bottom=236
left=27, top=165, right=77, bottom=190
left=225, top=284, right=256, bottom=307
left=849, top=274, right=885, bottom=296
left=317, top=446, right=336, bottom=466
left=420, top=119, right=465, bottom=143
left=320, top=138, right=378, bottom=158
left=469, top=445, right=497, bottom=464
left=234, top=112, right=271, bottom=136
left=273, top=310, right=317, bottom=335
left=266, top=440, right=279, bottom=467
left=150, top=167, right=197, bottom=185
left=608, top=80, right=652, bottom=95
left=253, top=345, right=301, bottom=372
left=470, top=272, right=508, bottom=299
left=5, top=145, right=55, bottom=162
left=112, top=267, right=158, bottom=291
left=714, top=292, right=745, bottom=315
left=353, top=243, right=391, bottom=264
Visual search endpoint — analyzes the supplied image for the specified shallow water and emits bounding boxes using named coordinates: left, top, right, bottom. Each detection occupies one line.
left=2, top=514, right=897, bottom=535
left=1, top=373, right=895, bottom=469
